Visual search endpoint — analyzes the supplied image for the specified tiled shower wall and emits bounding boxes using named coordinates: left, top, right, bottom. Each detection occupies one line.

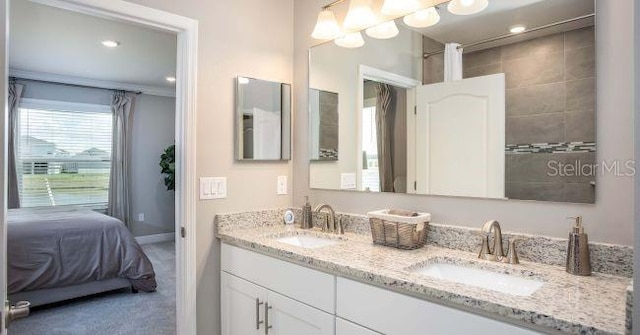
left=424, top=27, right=596, bottom=203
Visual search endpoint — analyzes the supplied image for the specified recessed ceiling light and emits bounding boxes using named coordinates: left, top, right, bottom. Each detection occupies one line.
left=510, top=25, right=526, bottom=34
left=101, top=40, right=120, bottom=48
left=166, top=76, right=176, bottom=83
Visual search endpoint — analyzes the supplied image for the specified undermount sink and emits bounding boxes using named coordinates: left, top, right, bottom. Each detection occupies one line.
left=275, top=235, right=339, bottom=249
left=411, top=261, right=544, bottom=297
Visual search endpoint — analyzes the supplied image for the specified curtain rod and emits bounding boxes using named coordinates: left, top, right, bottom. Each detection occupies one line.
left=10, top=77, right=142, bottom=95
left=423, top=13, right=595, bottom=58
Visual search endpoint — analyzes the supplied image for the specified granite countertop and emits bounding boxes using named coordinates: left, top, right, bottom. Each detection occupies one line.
left=216, top=220, right=629, bottom=335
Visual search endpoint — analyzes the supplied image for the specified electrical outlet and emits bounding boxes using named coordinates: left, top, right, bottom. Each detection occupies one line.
left=138, top=213, right=145, bottom=222
left=277, top=175, right=287, bottom=195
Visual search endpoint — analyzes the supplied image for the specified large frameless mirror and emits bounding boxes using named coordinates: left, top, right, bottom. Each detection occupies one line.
left=309, top=0, right=596, bottom=203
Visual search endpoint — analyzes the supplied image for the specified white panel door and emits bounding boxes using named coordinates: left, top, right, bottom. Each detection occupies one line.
left=221, top=272, right=266, bottom=335
left=415, top=74, right=505, bottom=198
left=267, top=290, right=334, bottom=335
left=336, top=318, right=381, bottom=335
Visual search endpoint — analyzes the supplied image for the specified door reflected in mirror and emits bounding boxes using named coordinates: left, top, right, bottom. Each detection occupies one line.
left=308, top=0, right=596, bottom=203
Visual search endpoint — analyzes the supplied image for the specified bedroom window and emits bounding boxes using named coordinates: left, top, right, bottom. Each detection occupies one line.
left=17, top=99, right=112, bottom=209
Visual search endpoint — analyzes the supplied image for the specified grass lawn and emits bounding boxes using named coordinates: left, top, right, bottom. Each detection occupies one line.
left=21, top=173, right=109, bottom=207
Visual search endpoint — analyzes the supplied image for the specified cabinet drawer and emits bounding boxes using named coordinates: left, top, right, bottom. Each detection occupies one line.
left=221, top=243, right=335, bottom=313
left=336, top=278, right=541, bottom=335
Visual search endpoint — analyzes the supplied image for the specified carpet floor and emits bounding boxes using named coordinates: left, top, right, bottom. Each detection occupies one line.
left=11, top=241, right=176, bottom=335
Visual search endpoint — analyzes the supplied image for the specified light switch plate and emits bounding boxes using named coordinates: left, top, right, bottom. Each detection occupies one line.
left=277, top=175, right=287, bottom=195
left=200, top=177, right=227, bottom=200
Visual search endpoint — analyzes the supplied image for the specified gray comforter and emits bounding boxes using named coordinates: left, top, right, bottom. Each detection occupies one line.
left=8, top=207, right=157, bottom=294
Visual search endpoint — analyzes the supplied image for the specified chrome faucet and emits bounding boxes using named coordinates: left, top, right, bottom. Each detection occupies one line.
left=314, top=204, right=344, bottom=234
left=478, top=220, right=522, bottom=264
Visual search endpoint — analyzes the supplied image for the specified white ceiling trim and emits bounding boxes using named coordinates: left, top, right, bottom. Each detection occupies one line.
left=9, top=69, right=176, bottom=98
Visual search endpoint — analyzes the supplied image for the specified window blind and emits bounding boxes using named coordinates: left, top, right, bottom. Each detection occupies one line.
left=17, top=99, right=113, bottom=208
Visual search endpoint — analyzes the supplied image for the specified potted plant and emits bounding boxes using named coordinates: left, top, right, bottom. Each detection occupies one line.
left=159, top=144, right=175, bottom=191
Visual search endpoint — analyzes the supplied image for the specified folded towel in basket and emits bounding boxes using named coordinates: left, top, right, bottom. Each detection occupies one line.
left=388, top=209, right=419, bottom=217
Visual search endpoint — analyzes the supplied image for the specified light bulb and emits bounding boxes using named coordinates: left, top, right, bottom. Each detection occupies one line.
left=509, top=25, right=526, bottom=34
left=311, top=9, right=342, bottom=40
left=366, top=20, right=399, bottom=39
left=381, top=0, right=420, bottom=16
left=334, top=32, right=365, bottom=48
left=447, top=0, right=488, bottom=15
left=101, top=40, right=120, bottom=48
left=343, top=0, right=376, bottom=31
left=403, top=7, right=440, bottom=28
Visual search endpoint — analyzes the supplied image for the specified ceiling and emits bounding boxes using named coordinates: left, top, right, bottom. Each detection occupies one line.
left=9, top=0, right=177, bottom=92
left=404, top=0, right=595, bottom=52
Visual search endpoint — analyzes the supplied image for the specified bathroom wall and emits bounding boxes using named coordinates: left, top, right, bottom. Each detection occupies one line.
left=294, top=0, right=634, bottom=246
left=462, top=27, right=596, bottom=203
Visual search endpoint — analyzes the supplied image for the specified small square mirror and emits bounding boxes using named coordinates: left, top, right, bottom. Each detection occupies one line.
left=236, top=76, right=291, bottom=161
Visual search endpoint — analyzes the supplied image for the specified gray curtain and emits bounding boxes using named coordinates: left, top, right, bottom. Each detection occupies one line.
left=375, top=83, right=396, bottom=192
left=8, top=80, right=24, bottom=209
left=107, top=90, right=135, bottom=226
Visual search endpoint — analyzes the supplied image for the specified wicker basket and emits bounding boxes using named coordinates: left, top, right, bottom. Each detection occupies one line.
left=367, top=209, right=431, bottom=250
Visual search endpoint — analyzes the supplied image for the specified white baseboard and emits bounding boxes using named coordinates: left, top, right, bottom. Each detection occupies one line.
left=136, top=232, right=175, bottom=245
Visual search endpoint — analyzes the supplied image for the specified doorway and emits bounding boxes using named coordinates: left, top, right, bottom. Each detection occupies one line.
left=2, top=0, right=197, bottom=334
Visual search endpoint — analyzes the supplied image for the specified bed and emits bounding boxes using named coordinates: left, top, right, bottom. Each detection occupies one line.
left=7, top=206, right=157, bottom=307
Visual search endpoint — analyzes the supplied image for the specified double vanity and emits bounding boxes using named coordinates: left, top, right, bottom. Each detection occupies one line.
left=216, top=209, right=631, bottom=335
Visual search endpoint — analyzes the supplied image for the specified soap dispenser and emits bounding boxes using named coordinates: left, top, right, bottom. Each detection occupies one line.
left=566, top=216, right=591, bottom=276
left=302, top=196, right=313, bottom=229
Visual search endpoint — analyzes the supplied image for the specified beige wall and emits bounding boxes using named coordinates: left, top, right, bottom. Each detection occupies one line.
left=294, top=0, right=635, bottom=246
left=121, top=0, right=294, bottom=334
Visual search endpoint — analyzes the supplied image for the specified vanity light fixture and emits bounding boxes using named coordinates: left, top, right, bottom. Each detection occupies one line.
left=312, top=0, right=489, bottom=48
left=403, top=6, right=440, bottom=28
left=165, top=76, right=176, bottom=83
left=343, top=0, right=377, bottom=31
left=381, top=0, right=420, bottom=16
left=101, top=40, right=120, bottom=48
left=311, top=9, right=343, bottom=40
left=334, top=32, right=365, bottom=48
left=509, top=25, right=526, bottom=34
left=366, top=20, right=399, bottom=39
left=447, top=0, right=489, bottom=16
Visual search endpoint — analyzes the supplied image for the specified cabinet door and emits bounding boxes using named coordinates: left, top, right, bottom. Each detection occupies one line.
left=267, top=290, right=334, bottom=335
left=336, top=318, right=381, bottom=335
left=221, top=272, right=267, bottom=335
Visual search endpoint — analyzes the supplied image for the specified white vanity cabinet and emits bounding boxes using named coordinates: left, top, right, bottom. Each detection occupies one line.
left=221, top=243, right=336, bottom=335
left=336, top=278, right=541, bottom=335
left=221, top=243, right=542, bottom=335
